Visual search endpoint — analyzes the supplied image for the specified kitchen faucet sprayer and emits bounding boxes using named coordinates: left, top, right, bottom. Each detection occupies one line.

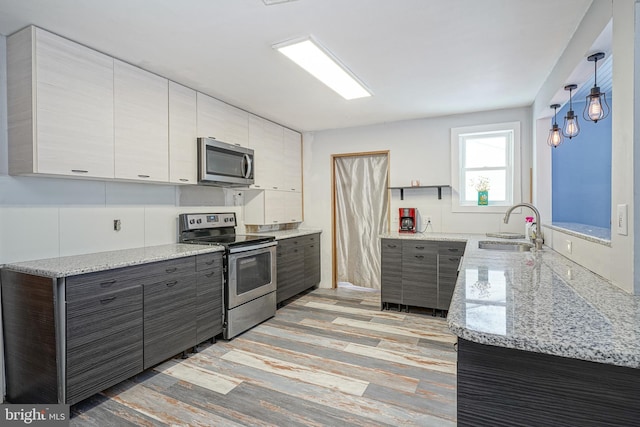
left=503, top=203, right=544, bottom=250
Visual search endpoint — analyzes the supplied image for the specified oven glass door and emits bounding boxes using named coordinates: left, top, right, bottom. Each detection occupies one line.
left=227, top=244, right=276, bottom=309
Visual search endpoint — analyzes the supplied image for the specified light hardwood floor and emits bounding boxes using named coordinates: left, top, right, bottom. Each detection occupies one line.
left=70, top=288, right=458, bottom=426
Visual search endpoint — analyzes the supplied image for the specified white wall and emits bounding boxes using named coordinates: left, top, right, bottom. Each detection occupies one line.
left=303, top=106, right=533, bottom=288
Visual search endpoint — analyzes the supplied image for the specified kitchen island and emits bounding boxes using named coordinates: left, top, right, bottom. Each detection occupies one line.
left=382, top=232, right=640, bottom=426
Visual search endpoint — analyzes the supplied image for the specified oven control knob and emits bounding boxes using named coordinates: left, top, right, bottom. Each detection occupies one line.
left=189, top=219, right=195, bottom=224
left=196, top=219, right=202, bottom=224
left=224, top=218, right=229, bottom=222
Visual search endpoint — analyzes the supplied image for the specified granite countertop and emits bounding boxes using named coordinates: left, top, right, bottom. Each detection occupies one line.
left=1, top=244, right=225, bottom=278
left=259, top=229, right=323, bottom=240
left=381, top=232, right=640, bottom=369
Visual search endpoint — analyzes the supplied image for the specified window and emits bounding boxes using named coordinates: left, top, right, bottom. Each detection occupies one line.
left=451, top=122, right=521, bottom=212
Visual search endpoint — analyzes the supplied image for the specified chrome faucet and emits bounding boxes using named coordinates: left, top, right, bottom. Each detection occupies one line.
left=503, top=203, right=543, bottom=250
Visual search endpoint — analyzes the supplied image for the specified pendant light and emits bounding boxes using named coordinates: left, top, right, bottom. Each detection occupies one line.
left=562, top=84, right=580, bottom=139
left=583, top=52, right=610, bottom=123
left=547, top=104, right=563, bottom=148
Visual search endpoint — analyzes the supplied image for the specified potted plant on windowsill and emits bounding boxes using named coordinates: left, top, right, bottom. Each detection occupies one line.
left=472, top=177, right=490, bottom=206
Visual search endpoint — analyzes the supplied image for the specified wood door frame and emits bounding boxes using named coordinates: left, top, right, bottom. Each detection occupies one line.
left=331, top=150, right=391, bottom=288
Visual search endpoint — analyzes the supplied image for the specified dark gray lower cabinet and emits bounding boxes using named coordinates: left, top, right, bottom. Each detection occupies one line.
left=276, top=233, right=321, bottom=304
left=0, top=252, right=223, bottom=404
left=457, top=338, right=640, bottom=426
left=380, top=238, right=465, bottom=311
left=195, top=252, right=223, bottom=343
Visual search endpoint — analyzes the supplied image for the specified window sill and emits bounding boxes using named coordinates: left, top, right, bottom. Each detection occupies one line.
left=545, top=222, right=611, bottom=247
left=452, top=203, right=513, bottom=214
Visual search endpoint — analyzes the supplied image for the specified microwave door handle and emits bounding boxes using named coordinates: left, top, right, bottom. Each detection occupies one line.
left=242, top=154, right=253, bottom=179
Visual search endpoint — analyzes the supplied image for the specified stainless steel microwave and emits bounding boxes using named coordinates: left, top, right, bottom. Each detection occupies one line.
left=198, top=137, right=254, bottom=186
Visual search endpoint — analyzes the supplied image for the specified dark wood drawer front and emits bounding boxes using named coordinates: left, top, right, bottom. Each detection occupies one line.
left=196, top=267, right=223, bottom=343
left=300, top=233, right=319, bottom=245
left=144, top=275, right=197, bottom=368
left=402, top=241, right=437, bottom=307
left=66, top=257, right=196, bottom=300
left=66, top=326, right=143, bottom=405
left=304, top=243, right=321, bottom=288
left=438, top=241, right=466, bottom=255
left=67, top=286, right=142, bottom=349
left=196, top=252, right=223, bottom=272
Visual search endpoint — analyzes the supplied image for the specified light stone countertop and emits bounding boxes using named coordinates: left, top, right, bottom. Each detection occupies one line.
left=0, top=244, right=224, bottom=278
left=381, top=232, right=640, bottom=369
left=258, top=229, right=323, bottom=240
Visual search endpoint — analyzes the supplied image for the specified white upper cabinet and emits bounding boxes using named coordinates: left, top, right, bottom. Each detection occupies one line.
left=114, top=60, right=169, bottom=182
left=169, top=82, right=197, bottom=184
left=197, top=93, right=248, bottom=147
left=248, top=115, right=283, bottom=190
left=7, top=26, right=115, bottom=178
left=244, top=190, right=302, bottom=225
left=283, top=128, right=302, bottom=192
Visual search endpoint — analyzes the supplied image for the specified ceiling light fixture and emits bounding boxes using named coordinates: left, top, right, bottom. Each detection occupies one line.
left=273, top=36, right=372, bottom=100
left=583, top=52, right=610, bottom=123
left=547, top=104, right=564, bottom=148
left=563, top=84, right=580, bottom=139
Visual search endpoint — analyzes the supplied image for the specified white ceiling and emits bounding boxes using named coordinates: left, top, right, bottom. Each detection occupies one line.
left=0, top=0, right=593, bottom=132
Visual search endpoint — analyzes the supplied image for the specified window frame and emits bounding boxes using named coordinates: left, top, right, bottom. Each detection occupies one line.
left=450, top=121, right=521, bottom=213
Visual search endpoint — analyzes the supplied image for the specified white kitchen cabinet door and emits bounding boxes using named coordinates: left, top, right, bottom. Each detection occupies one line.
left=283, top=128, right=302, bottom=192
left=244, top=190, right=302, bottom=225
left=283, top=191, right=303, bottom=223
left=114, top=60, right=169, bottom=182
left=196, top=93, right=248, bottom=147
left=7, top=26, right=115, bottom=178
left=248, top=115, right=286, bottom=190
left=169, top=82, right=197, bottom=184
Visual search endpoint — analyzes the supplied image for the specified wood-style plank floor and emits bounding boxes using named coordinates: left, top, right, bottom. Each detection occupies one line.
left=70, top=287, right=458, bottom=426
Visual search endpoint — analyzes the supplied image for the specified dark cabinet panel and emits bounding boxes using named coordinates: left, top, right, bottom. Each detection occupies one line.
left=276, top=233, right=321, bottom=305
left=143, top=274, right=197, bottom=369
left=381, top=239, right=402, bottom=305
left=195, top=252, right=223, bottom=342
left=437, top=254, right=462, bottom=310
left=402, top=240, right=438, bottom=308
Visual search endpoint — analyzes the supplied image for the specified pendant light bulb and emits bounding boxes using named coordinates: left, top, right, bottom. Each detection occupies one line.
left=547, top=104, right=563, bottom=148
left=583, top=52, right=610, bottom=123
left=563, top=84, right=580, bottom=139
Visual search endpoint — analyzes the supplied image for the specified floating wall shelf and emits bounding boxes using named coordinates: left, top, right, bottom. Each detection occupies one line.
left=388, top=185, right=451, bottom=200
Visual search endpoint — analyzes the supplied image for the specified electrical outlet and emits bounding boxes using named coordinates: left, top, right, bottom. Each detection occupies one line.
left=617, top=204, right=628, bottom=235
left=566, top=239, right=572, bottom=254
left=114, top=219, right=121, bottom=231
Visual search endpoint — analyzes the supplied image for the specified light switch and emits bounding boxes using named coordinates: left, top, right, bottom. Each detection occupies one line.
left=617, top=204, right=628, bottom=236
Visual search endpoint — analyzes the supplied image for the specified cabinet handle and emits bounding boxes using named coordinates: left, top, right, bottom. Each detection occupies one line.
left=71, top=169, right=88, bottom=174
left=415, top=246, right=425, bottom=250
left=448, top=248, right=460, bottom=253
left=204, top=271, right=216, bottom=278
left=415, top=255, right=424, bottom=259
left=100, top=296, right=117, bottom=304
left=449, top=258, right=458, bottom=262
left=273, top=187, right=279, bottom=190
left=179, top=178, right=189, bottom=182
left=100, top=280, right=117, bottom=287
left=387, top=244, right=397, bottom=248
left=205, top=259, right=215, bottom=265
left=166, top=267, right=178, bottom=273
left=166, top=281, right=178, bottom=287
left=138, top=174, right=150, bottom=178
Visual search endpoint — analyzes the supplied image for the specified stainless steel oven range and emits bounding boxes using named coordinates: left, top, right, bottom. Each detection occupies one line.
left=178, top=212, right=276, bottom=339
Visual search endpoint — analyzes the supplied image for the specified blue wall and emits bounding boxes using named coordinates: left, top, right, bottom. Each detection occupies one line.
left=551, top=99, right=612, bottom=229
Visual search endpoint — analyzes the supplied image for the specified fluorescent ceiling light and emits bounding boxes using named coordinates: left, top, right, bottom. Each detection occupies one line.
left=273, top=37, right=372, bottom=100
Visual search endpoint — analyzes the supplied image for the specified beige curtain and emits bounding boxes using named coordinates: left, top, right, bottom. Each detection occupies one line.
left=335, top=154, right=389, bottom=289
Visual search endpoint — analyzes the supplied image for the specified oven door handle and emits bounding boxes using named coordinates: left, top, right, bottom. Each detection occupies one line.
left=228, top=241, right=277, bottom=253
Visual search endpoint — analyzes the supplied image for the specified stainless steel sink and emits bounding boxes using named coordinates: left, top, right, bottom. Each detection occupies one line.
left=478, top=240, right=533, bottom=252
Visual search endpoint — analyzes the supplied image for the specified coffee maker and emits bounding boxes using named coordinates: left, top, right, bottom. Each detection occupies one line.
left=399, top=208, right=417, bottom=233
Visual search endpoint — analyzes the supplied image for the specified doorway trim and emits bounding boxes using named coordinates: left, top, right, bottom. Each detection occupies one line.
left=330, top=150, right=391, bottom=288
